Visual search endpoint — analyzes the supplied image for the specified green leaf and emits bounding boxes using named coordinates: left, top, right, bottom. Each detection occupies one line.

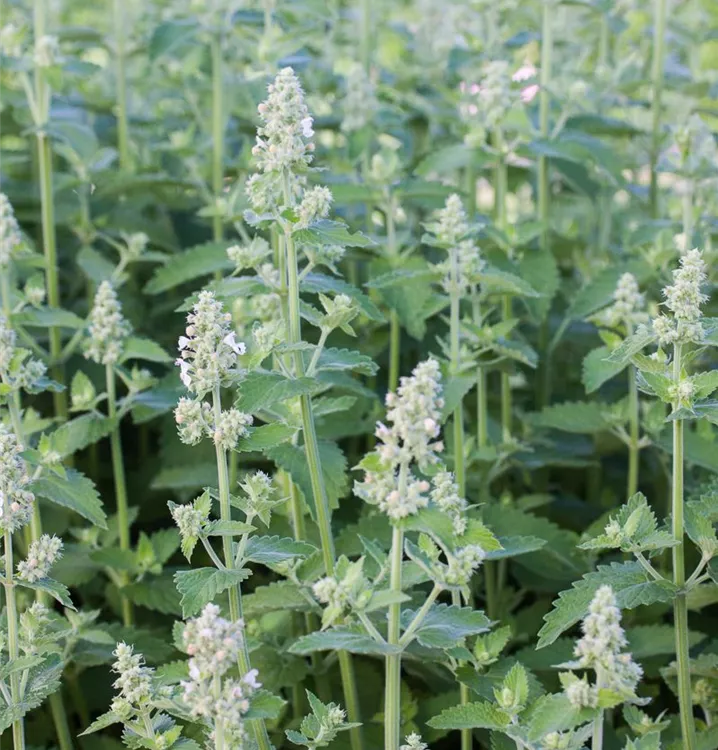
left=204, top=520, right=256, bottom=536
left=481, top=267, right=540, bottom=298
left=244, top=690, right=286, bottom=721
left=174, top=568, right=250, bottom=617
left=121, top=336, right=171, bottom=364
left=17, top=578, right=74, bottom=609
left=47, top=413, right=114, bottom=458
left=244, top=581, right=315, bottom=618
left=236, top=423, right=297, bottom=452
left=427, top=701, right=510, bottom=731
left=144, top=242, right=233, bottom=294
left=293, top=220, right=374, bottom=248
left=583, top=346, right=627, bottom=393
left=266, top=440, right=348, bottom=516
left=289, top=628, right=398, bottom=656
left=607, top=328, right=657, bottom=366
left=316, top=347, right=378, bottom=375
left=485, top=535, right=546, bottom=560
left=402, top=604, right=491, bottom=649
left=525, top=694, right=594, bottom=741
left=32, top=469, right=107, bottom=528
left=79, top=711, right=123, bottom=736
left=301, top=272, right=383, bottom=322
left=537, top=561, right=677, bottom=648
left=659, top=429, right=718, bottom=473
left=626, top=625, right=705, bottom=658
left=527, top=401, right=610, bottom=433
left=242, top=536, right=316, bottom=565
left=15, top=306, right=85, bottom=329
left=151, top=462, right=217, bottom=490
left=149, top=19, right=198, bottom=60
left=124, top=574, right=182, bottom=615
left=235, top=371, right=321, bottom=414
left=0, top=656, right=63, bottom=733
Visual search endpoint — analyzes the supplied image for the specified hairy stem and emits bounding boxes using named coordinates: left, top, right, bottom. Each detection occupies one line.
left=650, top=0, right=668, bottom=218
left=4, top=529, right=25, bottom=750
left=671, top=344, right=697, bottom=749
left=281, top=174, right=364, bottom=750
left=387, top=202, right=400, bottom=393
left=385, top=519, right=405, bottom=750
left=592, top=710, right=604, bottom=750
left=494, top=128, right=510, bottom=441
left=211, top=386, right=272, bottom=750
left=113, top=0, right=131, bottom=171
left=106, top=364, right=132, bottom=626
left=627, top=362, right=640, bottom=498
left=210, top=29, right=225, bottom=243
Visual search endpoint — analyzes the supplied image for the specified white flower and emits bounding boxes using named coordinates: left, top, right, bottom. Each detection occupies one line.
left=512, top=63, right=537, bottom=82
left=175, top=291, right=242, bottom=395
left=84, top=281, right=131, bottom=365
left=0, top=426, right=35, bottom=533
left=174, top=397, right=211, bottom=445
left=110, top=643, right=154, bottom=719
left=300, top=116, right=314, bottom=137
left=213, top=408, right=253, bottom=450
left=401, top=733, right=428, bottom=750
left=341, top=63, right=378, bottom=133
left=17, top=534, right=63, bottom=582
left=0, top=193, right=23, bottom=269
left=296, top=185, right=333, bottom=229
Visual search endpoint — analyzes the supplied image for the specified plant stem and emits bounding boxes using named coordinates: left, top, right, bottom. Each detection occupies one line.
left=398, top=585, right=440, bottom=647
left=281, top=174, right=364, bottom=750
left=211, top=386, right=272, bottom=750
left=592, top=710, right=604, bottom=750
left=627, top=362, right=639, bottom=498
left=385, top=521, right=405, bottom=750
left=49, top=690, right=75, bottom=750
left=387, top=202, right=400, bottom=393
left=4, top=529, right=25, bottom=750
left=682, top=179, right=694, bottom=250
left=472, top=292, right=488, bottom=451
left=113, top=0, right=131, bottom=172
left=450, top=270, right=465, bottom=496
left=650, top=0, right=668, bottom=218
left=494, top=129, right=511, bottom=441
left=671, top=344, right=697, bottom=749
left=106, top=364, right=132, bottom=626
left=537, top=0, right=554, bottom=410
left=210, top=28, right=225, bottom=243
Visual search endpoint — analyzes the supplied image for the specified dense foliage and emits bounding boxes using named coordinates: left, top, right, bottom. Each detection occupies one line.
left=1, top=1, right=718, bottom=749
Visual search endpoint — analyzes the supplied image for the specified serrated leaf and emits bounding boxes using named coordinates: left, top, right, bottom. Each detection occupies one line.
left=294, top=219, right=374, bottom=248
left=244, top=690, right=286, bottom=720
left=242, top=536, right=316, bottom=565
left=235, top=371, right=321, bottom=414
left=528, top=401, right=610, bottom=433
left=144, top=242, right=233, bottom=294
left=32, top=469, right=107, bottom=528
left=607, top=328, right=657, bottom=366
left=243, top=581, right=315, bottom=617
left=301, top=272, right=383, bottom=322
left=537, top=561, right=677, bottom=648
left=525, top=693, right=594, bottom=741
left=427, top=701, right=510, bottom=731
left=15, top=306, right=85, bottom=329
left=485, top=535, right=546, bottom=560
left=583, top=346, right=627, bottom=393
left=481, top=267, right=540, bottom=298
left=79, top=711, right=123, bottom=736
left=47, top=413, right=114, bottom=458
left=316, top=347, right=378, bottom=375
left=174, top=568, right=250, bottom=617
left=121, top=336, right=171, bottom=364
left=402, top=604, right=490, bottom=649
left=236, top=423, right=297, bottom=452
left=17, top=578, right=74, bottom=609
left=124, top=574, right=182, bottom=615
left=288, top=628, right=398, bottom=656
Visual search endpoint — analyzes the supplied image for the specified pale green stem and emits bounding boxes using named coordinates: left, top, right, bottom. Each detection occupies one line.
left=494, top=128, right=511, bottom=441
left=4, top=528, right=25, bottom=750
left=398, top=585, right=440, bottom=648
left=385, top=517, right=405, bottom=750
left=211, top=386, right=272, bottom=750
left=281, top=173, right=364, bottom=750
left=627, top=362, right=639, bottom=498
left=598, top=12, right=609, bottom=69
left=472, top=291, right=488, bottom=450
left=113, top=0, right=131, bottom=172
left=387, top=203, right=400, bottom=393
left=683, top=180, right=694, bottom=250
left=210, top=29, right=225, bottom=243
left=49, top=689, right=75, bottom=750
left=650, top=0, right=668, bottom=217
left=671, top=344, right=697, bottom=749
left=537, top=0, right=553, bottom=410
left=592, top=711, right=604, bottom=750
left=360, top=0, right=371, bottom=73
left=106, top=364, right=132, bottom=626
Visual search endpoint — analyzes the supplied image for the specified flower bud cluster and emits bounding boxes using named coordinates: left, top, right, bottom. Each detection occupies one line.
left=0, top=193, right=23, bottom=269
left=672, top=114, right=717, bottom=176
left=312, top=576, right=349, bottom=610
left=34, top=34, right=59, bottom=67
left=227, top=237, right=272, bottom=272
left=599, top=273, right=646, bottom=329
left=176, top=291, right=245, bottom=394
left=441, top=544, right=486, bottom=587
left=430, top=471, right=468, bottom=535
left=170, top=500, right=209, bottom=545
left=400, top=733, right=428, bottom=750
left=17, top=534, right=63, bottom=582
left=0, top=426, right=35, bottom=533
left=111, top=642, right=154, bottom=720
left=19, top=602, right=52, bottom=656
left=124, top=232, right=150, bottom=259
left=564, top=585, right=642, bottom=707
left=84, top=281, right=131, bottom=365
left=0, top=315, right=47, bottom=391
left=652, top=249, right=708, bottom=346
left=174, top=396, right=252, bottom=450
left=341, top=64, right=378, bottom=133
left=252, top=67, right=315, bottom=174
left=181, top=604, right=258, bottom=747
left=542, top=731, right=572, bottom=749
left=296, top=185, right=333, bottom=229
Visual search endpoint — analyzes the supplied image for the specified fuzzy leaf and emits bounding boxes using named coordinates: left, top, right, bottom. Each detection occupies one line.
left=241, top=536, right=316, bottom=565
left=583, top=346, right=627, bottom=393
left=537, top=561, right=677, bottom=648
left=301, top=272, right=383, bottom=321
left=528, top=401, right=610, bottom=433
left=236, top=423, right=297, bottom=452
left=32, top=469, right=107, bottom=528
left=174, top=568, right=250, bottom=617
left=428, top=701, right=510, bottom=731
left=402, top=604, right=491, bottom=649
left=121, top=336, right=171, bottom=364
left=144, top=242, right=233, bottom=293
left=47, top=413, right=114, bottom=458
left=289, top=628, right=399, bottom=656
left=17, top=578, right=74, bottom=609
left=316, top=347, right=378, bottom=375
left=244, top=581, right=315, bottom=617
left=235, top=371, right=321, bottom=414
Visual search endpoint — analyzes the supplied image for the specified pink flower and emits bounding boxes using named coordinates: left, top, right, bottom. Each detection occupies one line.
left=512, top=63, right=537, bottom=82
left=521, top=84, right=540, bottom=103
